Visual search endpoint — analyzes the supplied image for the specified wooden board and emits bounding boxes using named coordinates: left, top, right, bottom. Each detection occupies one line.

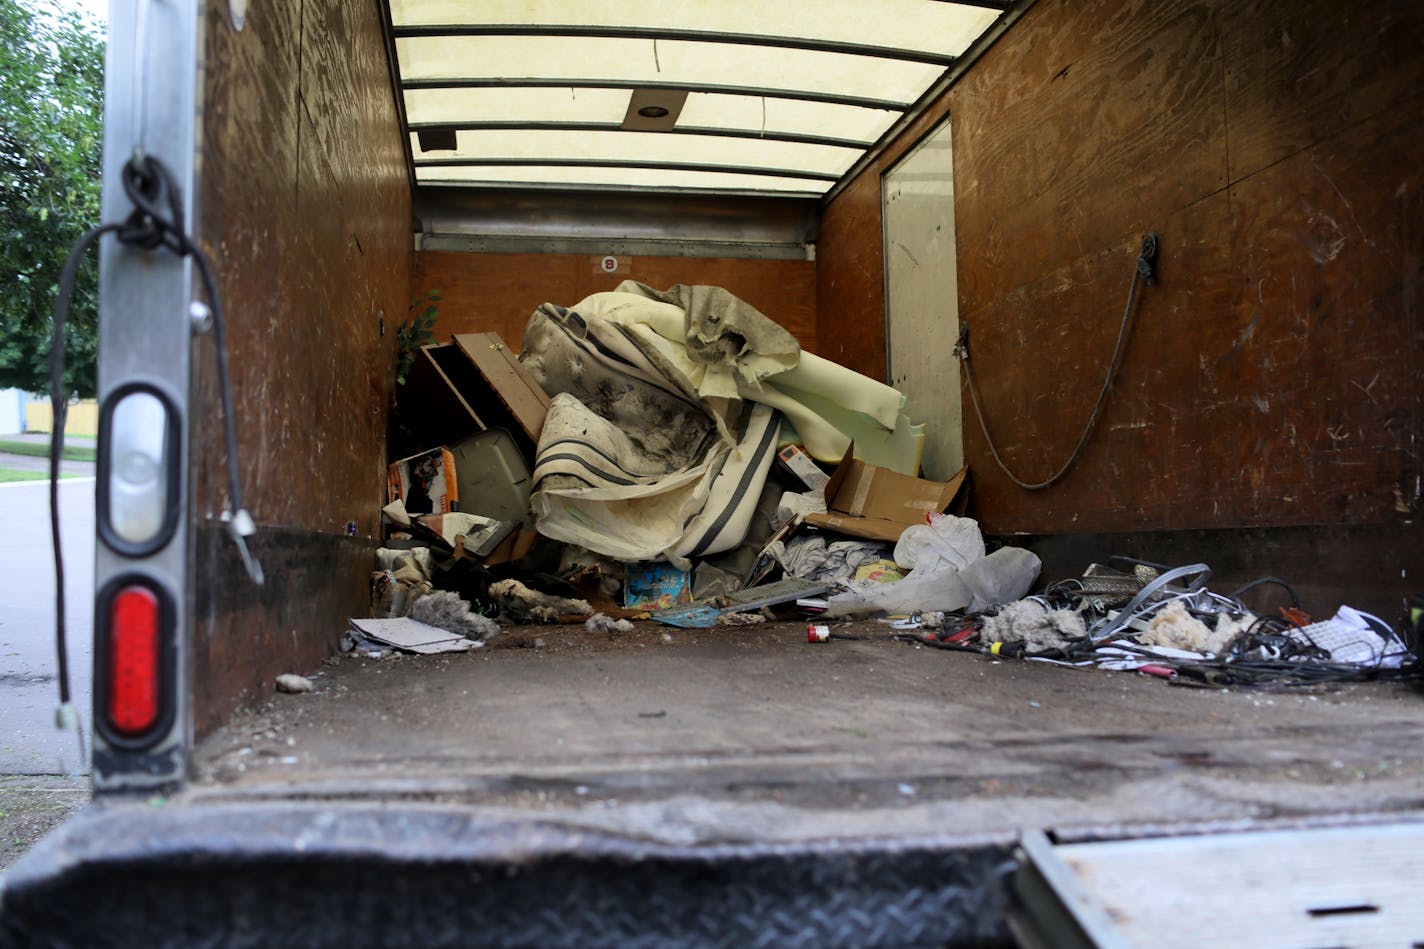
left=452, top=332, right=550, bottom=448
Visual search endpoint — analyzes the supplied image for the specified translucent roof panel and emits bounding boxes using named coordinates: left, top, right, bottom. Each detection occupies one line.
left=388, top=1, right=1000, bottom=61
left=384, top=1, right=1014, bottom=197
left=412, top=130, right=859, bottom=176
left=395, top=37, right=945, bottom=105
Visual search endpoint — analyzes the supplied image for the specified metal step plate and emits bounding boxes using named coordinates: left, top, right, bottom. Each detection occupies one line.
left=1011, top=822, right=1424, bottom=948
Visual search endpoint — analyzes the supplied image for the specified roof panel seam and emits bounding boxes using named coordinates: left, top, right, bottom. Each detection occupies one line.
left=411, top=157, right=842, bottom=182
left=391, top=24, right=960, bottom=66
left=401, top=79, right=908, bottom=113
left=406, top=122, right=870, bottom=151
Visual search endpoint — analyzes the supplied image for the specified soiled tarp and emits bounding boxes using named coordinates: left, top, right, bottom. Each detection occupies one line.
left=520, top=282, right=921, bottom=565
left=580, top=284, right=920, bottom=467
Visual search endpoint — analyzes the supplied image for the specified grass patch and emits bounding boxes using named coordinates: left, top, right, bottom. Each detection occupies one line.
left=0, top=439, right=96, bottom=462
left=0, top=469, right=79, bottom=483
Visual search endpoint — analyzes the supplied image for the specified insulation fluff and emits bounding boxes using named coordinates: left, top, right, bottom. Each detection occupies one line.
left=489, top=578, right=594, bottom=624
left=275, top=673, right=313, bottom=694
left=980, top=599, right=1087, bottom=652
left=1138, top=600, right=1254, bottom=656
left=405, top=590, right=502, bottom=642
left=585, top=613, right=635, bottom=635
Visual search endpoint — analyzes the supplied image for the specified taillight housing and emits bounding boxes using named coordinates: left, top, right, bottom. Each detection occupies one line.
left=97, top=383, right=180, bottom=556
left=95, top=577, right=174, bottom=748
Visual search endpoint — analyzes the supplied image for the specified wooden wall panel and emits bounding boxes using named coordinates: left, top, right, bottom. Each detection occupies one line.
left=194, top=0, right=411, bottom=732
left=951, top=0, right=1226, bottom=307
left=816, top=174, right=888, bottom=380
left=820, top=0, right=1423, bottom=547
left=412, top=251, right=817, bottom=352
left=961, top=193, right=1244, bottom=532
left=1222, top=0, right=1424, bottom=181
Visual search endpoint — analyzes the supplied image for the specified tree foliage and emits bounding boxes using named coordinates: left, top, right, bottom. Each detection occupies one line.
left=0, top=0, right=104, bottom=397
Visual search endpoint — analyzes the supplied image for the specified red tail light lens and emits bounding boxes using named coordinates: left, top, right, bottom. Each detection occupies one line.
left=109, top=585, right=160, bottom=735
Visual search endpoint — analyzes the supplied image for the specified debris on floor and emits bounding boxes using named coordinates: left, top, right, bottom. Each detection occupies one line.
left=653, top=577, right=829, bottom=629
left=405, top=590, right=501, bottom=642
left=274, top=674, right=313, bottom=694
left=892, top=558, right=1420, bottom=689
left=358, top=282, right=1418, bottom=696
left=585, top=613, right=635, bottom=636
left=345, top=616, right=481, bottom=656
left=488, top=578, right=593, bottom=624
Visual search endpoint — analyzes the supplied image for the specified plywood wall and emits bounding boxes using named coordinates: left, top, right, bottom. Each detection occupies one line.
left=820, top=0, right=1423, bottom=543
left=193, top=0, right=412, bottom=734
left=412, top=251, right=818, bottom=353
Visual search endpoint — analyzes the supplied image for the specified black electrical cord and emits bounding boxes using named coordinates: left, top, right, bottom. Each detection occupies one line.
left=50, top=222, right=121, bottom=717
left=49, top=153, right=260, bottom=739
left=956, top=232, right=1159, bottom=491
left=1228, top=576, right=1301, bottom=610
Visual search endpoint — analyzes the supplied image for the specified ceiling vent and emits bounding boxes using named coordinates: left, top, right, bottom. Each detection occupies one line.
left=621, top=89, right=688, bottom=131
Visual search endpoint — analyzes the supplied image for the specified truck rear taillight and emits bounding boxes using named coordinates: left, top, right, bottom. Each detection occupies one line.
left=108, top=585, right=160, bottom=735
left=96, top=578, right=173, bottom=748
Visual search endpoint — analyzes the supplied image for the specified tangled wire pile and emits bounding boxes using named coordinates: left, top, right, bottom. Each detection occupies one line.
left=894, top=558, right=1420, bottom=689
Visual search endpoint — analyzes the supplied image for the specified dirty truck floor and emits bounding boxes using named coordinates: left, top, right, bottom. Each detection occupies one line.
left=190, top=621, right=1424, bottom=844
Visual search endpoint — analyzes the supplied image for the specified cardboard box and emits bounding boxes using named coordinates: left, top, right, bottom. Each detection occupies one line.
left=624, top=562, right=693, bottom=611
left=387, top=447, right=458, bottom=515
left=803, top=447, right=966, bottom=543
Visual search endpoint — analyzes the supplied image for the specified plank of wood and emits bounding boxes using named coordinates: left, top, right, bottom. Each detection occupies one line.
left=453, top=332, right=550, bottom=448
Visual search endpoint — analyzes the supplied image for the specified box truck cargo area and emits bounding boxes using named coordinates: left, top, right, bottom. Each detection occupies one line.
left=4, top=0, right=1423, bottom=945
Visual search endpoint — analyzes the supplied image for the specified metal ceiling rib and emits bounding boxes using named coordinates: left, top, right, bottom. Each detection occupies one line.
left=412, top=157, right=842, bottom=182
left=384, top=1, right=1017, bottom=200
left=404, top=122, right=872, bottom=152
left=389, top=24, right=960, bottom=67
left=401, top=78, right=912, bottom=113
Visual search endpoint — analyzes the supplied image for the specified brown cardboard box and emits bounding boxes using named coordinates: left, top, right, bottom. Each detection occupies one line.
left=803, top=447, right=966, bottom=543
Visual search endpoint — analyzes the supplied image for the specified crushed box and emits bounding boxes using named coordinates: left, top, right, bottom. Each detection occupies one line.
left=803, top=446, right=966, bottom=543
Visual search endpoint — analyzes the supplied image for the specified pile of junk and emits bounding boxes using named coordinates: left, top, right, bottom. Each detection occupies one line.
left=357, top=280, right=1422, bottom=689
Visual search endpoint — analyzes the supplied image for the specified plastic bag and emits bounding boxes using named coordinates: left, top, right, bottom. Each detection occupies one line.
left=960, top=547, right=1041, bottom=612
left=825, top=568, right=972, bottom=618
left=894, top=514, right=985, bottom=572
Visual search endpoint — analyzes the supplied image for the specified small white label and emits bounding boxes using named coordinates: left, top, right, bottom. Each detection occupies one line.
left=600, top=255, right=619, bottom=273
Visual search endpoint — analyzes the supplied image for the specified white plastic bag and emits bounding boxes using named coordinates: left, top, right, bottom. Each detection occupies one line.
left=894, top=514, right=985, bottom=572
left=960, top=547, right=1041, bottom=612
left=825, top=569, right=972, bottom=618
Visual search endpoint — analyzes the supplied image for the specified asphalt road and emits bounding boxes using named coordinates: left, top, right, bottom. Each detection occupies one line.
left=0, top=476, right=94, bottom=775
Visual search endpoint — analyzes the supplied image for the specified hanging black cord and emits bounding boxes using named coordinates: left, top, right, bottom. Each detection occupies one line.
left=49, top=154, right=262, bottom=736
left=117, top=155, right=250, bottom=517
left=956, top=232, right=1159, bottom=491
left=50, top=222, right=122, bottom=716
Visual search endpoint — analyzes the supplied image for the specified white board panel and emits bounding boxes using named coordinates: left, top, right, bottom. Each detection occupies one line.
left=883, top=118, right=961, bottom=481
